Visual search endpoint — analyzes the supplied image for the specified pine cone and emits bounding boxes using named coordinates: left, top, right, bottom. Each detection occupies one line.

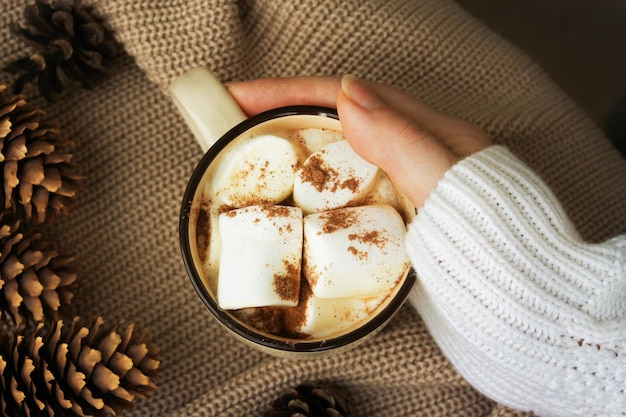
left=0, top=84, right=83, bottom=224
left=0, top=316, right=160, bottom=417
left=6, top=0, right=120, bottom=101
left=0, top=213, right=77, bottom=328
left=263, top=382, right=355, bottom=417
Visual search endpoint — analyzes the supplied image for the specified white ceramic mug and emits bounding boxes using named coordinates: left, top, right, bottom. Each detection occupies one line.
left=171, top=68, right=416, bottom=357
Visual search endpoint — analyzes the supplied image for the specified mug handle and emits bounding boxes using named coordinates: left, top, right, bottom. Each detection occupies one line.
left=169, top=67, right=247, bottom=152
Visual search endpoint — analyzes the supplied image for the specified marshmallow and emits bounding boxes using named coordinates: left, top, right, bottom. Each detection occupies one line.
left=293, top=140, right=378, bottom=214
left=360, top=171, right=416, bottom=223
left=217, top=205, right=303, bottom=309
left=298, top=128, right=345, bottom=154
left=303, top=205, right=409, bottom=299
left=208, top=135, right=298, bottom=207
left=364, top=171, right=402, bottom=209
left=296, top=293, right=384, bottom=339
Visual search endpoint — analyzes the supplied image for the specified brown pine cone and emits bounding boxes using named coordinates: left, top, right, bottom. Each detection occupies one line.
left=0, top=316, right=160, bottom=417
left=6, top=0, right=120, bottom=101
left=263, top=382, right=355, bottom=417
left=0, top=213, right=77, bottom=328
left=0, top=84, right=83, bottom=224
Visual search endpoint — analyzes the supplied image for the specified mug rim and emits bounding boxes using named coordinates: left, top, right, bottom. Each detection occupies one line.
left=179, top=105, right=416, bottom=353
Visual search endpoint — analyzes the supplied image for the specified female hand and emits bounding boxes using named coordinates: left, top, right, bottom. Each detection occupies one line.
left=226, top=75, right=491, bottom=208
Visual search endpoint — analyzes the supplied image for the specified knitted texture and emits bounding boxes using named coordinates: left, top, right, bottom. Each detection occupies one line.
left=407, top=146, right=625, bottom=416
left=0, top=0, right=624, bottom=416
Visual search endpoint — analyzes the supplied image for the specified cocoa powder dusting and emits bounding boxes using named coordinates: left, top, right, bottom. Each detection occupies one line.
left=300, top=154, right=338, bottom=192
left=319, top=208, right=358, bottom=234
left=348, top=230, right=386, bottom=248
left=237, top=279, right=313, bottom=339
left=218, top=203, right=236, bottom=215
left=273, top=260, right=300, bottom=302
left=261, top=204, right=292, bottom=218
left=347, top=245, right=368, bottom=261
left=339, top=177, right=360, bottom=192
left=282, top=280, right=313, bottom=337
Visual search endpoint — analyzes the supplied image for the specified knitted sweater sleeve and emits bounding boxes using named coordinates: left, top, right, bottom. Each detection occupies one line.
left=406, top=145, right=625, bottom=417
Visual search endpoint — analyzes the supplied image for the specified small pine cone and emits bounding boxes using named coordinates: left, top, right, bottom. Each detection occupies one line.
left=0, top=316, right=160, bottom=417
left=0, top=84, right=83, bottom=224
left=263, top=382, right=355, bottom=417
left=0, top=213, right=77, bottom=328
left=6, top=0, right=120, bottom=101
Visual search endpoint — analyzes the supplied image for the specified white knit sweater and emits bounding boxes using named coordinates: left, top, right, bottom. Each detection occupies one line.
left=407, top=146, right=625, bottom=417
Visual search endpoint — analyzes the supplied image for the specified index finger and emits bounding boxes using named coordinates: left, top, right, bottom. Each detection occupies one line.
left=225, top=76, right=342, bottom=116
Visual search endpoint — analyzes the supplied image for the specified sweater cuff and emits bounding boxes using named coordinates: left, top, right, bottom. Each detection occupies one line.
left=406, top=145, right=625, bottom=415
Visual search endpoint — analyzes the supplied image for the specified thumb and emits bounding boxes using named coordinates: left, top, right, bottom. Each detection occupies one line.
left=337, top=75, right=455, bottom=208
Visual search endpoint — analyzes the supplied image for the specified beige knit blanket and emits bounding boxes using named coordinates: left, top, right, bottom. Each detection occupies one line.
left=2, top=0, right=624, bottom=415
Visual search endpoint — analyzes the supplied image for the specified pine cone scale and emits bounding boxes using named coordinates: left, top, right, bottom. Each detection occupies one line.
left=138, top=356, right=159, bottom=374
left=19, top=245, right=45, bottom=268
left=26, top=140, right=55, bottom=158
left=111, top=385, right=134, bottom=402
left=78, top=23, right=104, bottom=46
left=4, top=137, right=27, bottom=161
left=108, top=352, right=133, bottom=376
left=23, top=157, right=45, bottom=185
left=0, top=121, right=11, bottom=141
left=1, top=254, right=24, bottom=281
left=81, top=388, right=105, bottom=411
left=68, top=325, right=88, bottom=357
left=42, top=289, right=61, bottom=311
left=23, top=296, right=44, bottom=321
left=4, top=160, right=19, bottom=189
left=4, top=280, right=22, bottom=310
left=32, top=188, right=50, bottom=221
left=38, top=267, right=62, bottom=287
left=77, top=346, right=101, bottom=375
left=92, top=363, right=120, bottom=393
left=66, top=360, right=86, bottom=395
left=0, top=100, right=22, bottom=118
left=51, top=10, right=74, bottom=37
left=40, top=168, right=62, bottom=191
left=19, top=269, right=43, bottom=296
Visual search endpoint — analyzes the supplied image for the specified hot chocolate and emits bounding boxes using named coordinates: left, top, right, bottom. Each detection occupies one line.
left=185, top=112, right=415, bottom=343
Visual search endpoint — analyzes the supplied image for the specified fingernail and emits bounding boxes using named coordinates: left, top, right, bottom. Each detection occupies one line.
left=341, top=74, right=384, bottom=109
